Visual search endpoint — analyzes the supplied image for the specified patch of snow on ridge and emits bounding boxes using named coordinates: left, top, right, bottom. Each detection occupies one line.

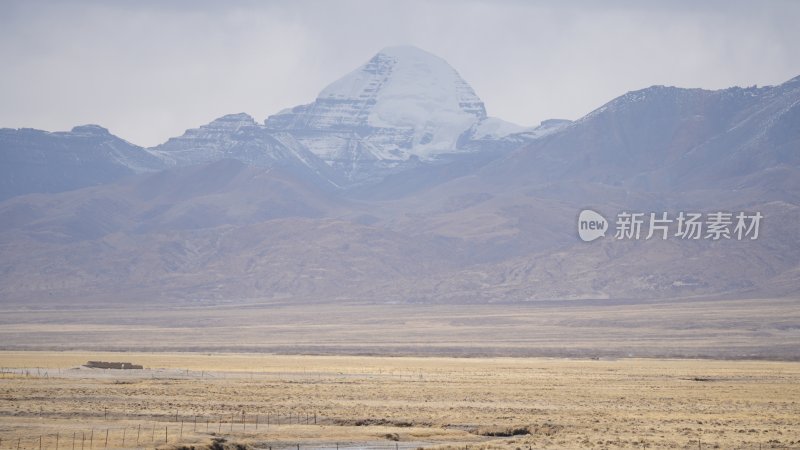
left=470, top=117, right=528, bottom=140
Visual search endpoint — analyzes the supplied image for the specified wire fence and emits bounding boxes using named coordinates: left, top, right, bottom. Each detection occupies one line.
left=3, top=424, right=800, bottom=450
left=0, top=408, right=430, bottom=450
left=0, top=427, right=438, bottom=450
left=2, top=368, right=799, bottom=449
left=2, top=434, right=800, bottom=450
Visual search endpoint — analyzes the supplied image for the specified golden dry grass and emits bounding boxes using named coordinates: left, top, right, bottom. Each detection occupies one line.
left=1, top=352, right=799, bottom=449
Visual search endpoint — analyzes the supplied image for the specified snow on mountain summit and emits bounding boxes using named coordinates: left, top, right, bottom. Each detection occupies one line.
left=320, top=45, right=487, bottom=127
left=265, top=46, right=496, bottom=166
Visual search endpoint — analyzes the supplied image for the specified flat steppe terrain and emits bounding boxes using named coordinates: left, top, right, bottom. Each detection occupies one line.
left=1, top=298, right=799, bottom=360
left=1, top=351, right=799, bottom=449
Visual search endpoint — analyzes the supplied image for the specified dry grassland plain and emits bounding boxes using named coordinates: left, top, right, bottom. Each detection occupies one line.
left=1, top=352, right=799, bottom=449
left=1, top=299, right=799, bottom=360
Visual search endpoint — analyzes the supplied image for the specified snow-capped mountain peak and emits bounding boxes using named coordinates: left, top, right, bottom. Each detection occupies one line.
left=319, top=45, right=487, bottom=126
left=265, top=46, right=494, bottom=169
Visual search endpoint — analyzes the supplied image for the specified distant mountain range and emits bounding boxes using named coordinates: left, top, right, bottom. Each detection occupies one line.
left=1, top=46, right=798, bottom=304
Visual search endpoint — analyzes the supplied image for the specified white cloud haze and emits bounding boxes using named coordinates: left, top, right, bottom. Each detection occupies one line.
left=1, top=0, right=799, bottom=146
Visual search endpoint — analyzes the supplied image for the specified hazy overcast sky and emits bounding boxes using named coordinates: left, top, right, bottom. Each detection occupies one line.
left=1, top=0, right=799, bottom=147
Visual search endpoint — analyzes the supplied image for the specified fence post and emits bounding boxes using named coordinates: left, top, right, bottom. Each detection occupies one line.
left=256, top=414, right=259, bottom=431
left=243, top=412, right=246, bottom=432
left=180, top=420, right=184, bottom=439
left=137, top=424, right=140, bottom=446
left=56, top=433, right=59, bottom=450
left=151, top=424, right=155, bottom=444
left=81, top=431, right=84, bottom=450
left=72, top=431, right=75, bottom=450
left=104, top=429, right=108, bottom=448
left=89, top=429, right=93, bottom=449
left=165, top=426, right=168, bottom=444
left=122, top=428, right=126, bottom=446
